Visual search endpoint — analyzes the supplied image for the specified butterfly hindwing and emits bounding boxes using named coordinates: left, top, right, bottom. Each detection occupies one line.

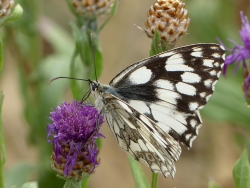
left=126, top=99, right=203, bottom=148
left=103, top=93, right=181, bottom=177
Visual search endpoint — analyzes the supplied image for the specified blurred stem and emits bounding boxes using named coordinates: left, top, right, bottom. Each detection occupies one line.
left=64, top=179, right=83, bottom=188
left=81, top=178, right=88, bottom=188
left=0, top=167, right=3, bottom=188
left=151, top=173, right=158, bottom=188
left=0, top=92, right=5, bottom=188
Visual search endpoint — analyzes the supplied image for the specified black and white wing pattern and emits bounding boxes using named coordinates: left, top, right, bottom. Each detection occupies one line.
left=103, top=93, right=181, bottom=177
left=91, top=43, right=225, bottom=177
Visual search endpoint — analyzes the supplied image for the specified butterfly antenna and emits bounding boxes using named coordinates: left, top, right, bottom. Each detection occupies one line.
left=50, top=76, right=90, bottom=84
left=81, top=89, right=91, bottom=102
left=90, top=33, right=98, bottom=83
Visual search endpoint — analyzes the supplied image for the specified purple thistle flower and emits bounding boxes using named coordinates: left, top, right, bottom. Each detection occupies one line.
left=219, top=10, right=250, bottom=99
left=47, top=101, right=104, bottom=179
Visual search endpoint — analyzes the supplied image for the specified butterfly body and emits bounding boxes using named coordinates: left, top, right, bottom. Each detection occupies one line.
left=89, top=43, right=225, bottom=177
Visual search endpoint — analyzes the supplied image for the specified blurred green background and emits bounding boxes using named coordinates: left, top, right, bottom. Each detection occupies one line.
left=1, top=0, right=250, bottom=188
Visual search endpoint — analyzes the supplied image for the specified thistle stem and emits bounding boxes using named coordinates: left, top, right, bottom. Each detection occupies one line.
left=151, top=173, right=158, bottom=188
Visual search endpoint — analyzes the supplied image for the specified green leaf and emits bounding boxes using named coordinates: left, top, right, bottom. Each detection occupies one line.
left=232, top=148, right=250, bottom=188
left=149, top=30, right=163, bottom=56
left=128, top=155, right=150, bottom=188
left=208, top=180, right=221, bottom=188
left=21, top=181, right=38, bottom=188
left=5, top=163, right=37, bottom=188
left=2, top=4, right=23, bottom=24
left=0, top=40, right=3, bottom=71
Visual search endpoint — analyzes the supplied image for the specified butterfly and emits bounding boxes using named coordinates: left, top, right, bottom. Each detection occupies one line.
left=89, top=43, right=225, bottom=177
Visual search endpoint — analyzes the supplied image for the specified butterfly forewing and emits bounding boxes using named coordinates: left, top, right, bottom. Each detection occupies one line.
left=93, top=43, right=225, bottom=177
left=110, top=44, right=225, bottom=113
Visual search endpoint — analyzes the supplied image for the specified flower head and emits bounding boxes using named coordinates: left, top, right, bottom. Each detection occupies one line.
left=144, top=0, right=190, bottom=48
left=0, top=0, right=14, bottom=18
left=71, top=0, right=115, bottom=18
left=47, top=101, right=104, bottom=180
left=222, top=11, right=250, bottom=75
left=220, top=10, right=250, bottom=99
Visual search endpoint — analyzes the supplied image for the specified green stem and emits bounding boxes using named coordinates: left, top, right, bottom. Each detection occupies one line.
left=0, top=92, right=5, bottom=188
left=63, top=179, right=83, bottom=188
left=81, top=178, right=88, bottom=188
left=0, top=165, right=3, bottom=188
left=151, top=173, right=158, bottom=188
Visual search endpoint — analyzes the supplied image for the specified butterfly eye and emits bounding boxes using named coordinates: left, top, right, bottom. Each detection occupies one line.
left=90, top=82, right=99, bottom=91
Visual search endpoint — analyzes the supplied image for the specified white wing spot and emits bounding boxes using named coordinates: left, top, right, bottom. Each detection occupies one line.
left=211, top=46, right=218, bottom=50
left=159, top=51, right=174, bottom=57
left=166, top=53, right=184, bottom=64
left=189, top=102, right=199, bottom=111
left=130, top=140, right=142, bottom=152
left=139, top=115, right=154, bottom=130
left=196, top=124, right=202, bottom=134
left=199, top=92, right=206, bottom=98
left=189, top=135, right=197, bottom=148
left=156, top=89, right=180, bottom=105
left=129, top=66, right=152, bottom=84
left=165, top=64, right=194, bottom=72
left=146, top=143, right=156, bottom=153
left=214, top=62, right=220, bottom=67
left=190, top=119, right=197, bottom=128
left=185, top=134, right=192, bottom=141
left=203, top=59, right=214, bottom=67
left=205, top=94, right=212, bottom=101
left=191, top=51, right=202, bottom=57
left=196, top=111, right=202, bottom=123
left=114, top=123, right=120, bottom=135
left=217, top=71, right=221, bottom=78
left=181, top=72, right=201, bottom=83
left=154, top=79, right=174, bottom=90
left=222, top=53, right=226, bottom=60
left=212, top=53, right=221, bottom=58
left=129, top=100, right=150, bottom=114
left=212, top=81, right=217, bottom=90
left=138, top=139, right=148, bottom=151
left=176, top=82, right=196, bottom=96
left=117, top=101, right=132, bottom=113
left=209, top=70, right=217, bottom=76
left=117, top=136, right=128, bottom=150
left=192, top=47, right=202, bottom=51
left=151, top=163, right=161, bottom=172
left=220, top=45, right=225, bottom=51
left=204, top=79, right=213, bottom=88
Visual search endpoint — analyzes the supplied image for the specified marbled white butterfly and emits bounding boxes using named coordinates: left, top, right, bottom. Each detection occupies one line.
left=90, top=43, right=225, bottom=177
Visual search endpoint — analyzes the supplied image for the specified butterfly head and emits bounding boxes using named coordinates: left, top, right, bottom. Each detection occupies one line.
left=89, top=80, right=100, bottom=92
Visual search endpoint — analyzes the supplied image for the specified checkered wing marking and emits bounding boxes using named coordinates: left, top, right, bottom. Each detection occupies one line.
left=110, top=43, right=225, bottom=113
left=108, top=43, right=225, bottom=148
left=103, top=93, right=181, bottom=178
